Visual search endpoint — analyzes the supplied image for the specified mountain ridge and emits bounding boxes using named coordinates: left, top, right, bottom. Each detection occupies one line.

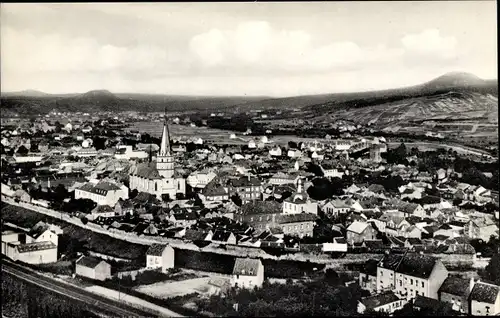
left=1, top=72, right=497, bottom=117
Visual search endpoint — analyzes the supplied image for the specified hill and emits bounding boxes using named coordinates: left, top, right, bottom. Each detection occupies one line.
left=1, top=72, right=497, bottom=121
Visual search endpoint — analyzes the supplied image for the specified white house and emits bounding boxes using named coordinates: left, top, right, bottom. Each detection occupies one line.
left=114, top=145, right=148, bottom=160
left=231, top=258, right=265, bottom=289
left=282, top=179, right=317, bottom=215
left=187, top=171, right=217, bottom=189
left=287, top=149, right=302, bottom=158
left=75, top=256, right=111, bottom=281
left=146, top=244, right=175, bottom=273
left=75, top=181, right=129, bottom=206
left=358, top=292, right=406, bottom=314
left=469, top=281, right=500, bottom=316
left=269, top=147, right=282, bottom=157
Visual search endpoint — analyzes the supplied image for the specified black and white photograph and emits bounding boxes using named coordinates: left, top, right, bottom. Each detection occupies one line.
left=1, top=2, right=498, bottom=317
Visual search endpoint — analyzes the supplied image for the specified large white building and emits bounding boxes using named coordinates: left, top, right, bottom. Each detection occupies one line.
left=75, top=180, right=129, bottom=206
left=129, top=113, right=186, bottom=200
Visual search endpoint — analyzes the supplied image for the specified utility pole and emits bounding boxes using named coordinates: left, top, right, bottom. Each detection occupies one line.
left=312, top=291, right=316, bottom=316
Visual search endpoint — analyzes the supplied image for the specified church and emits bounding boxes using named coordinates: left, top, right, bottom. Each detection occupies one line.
left=129, top=114, right=186, bottom=200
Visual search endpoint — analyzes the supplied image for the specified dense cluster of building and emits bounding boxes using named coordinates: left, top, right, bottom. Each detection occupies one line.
left=1, top=111, right=499, bottom=315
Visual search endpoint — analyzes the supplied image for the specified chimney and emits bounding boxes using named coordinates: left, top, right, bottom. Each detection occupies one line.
left=469, top=277, right=475, bottom=292
left=297, top=178, right=303, bottom=194
left=248, top=175, right=251, bottom=181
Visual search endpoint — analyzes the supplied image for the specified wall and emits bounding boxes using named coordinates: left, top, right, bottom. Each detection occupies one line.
left=76, top=264, right=95, bottom=280
left=116, top=267, right=149, bottom=280
left=440, top=291, right=469, bottom=314
left=18, top=247, right=58, bottom=264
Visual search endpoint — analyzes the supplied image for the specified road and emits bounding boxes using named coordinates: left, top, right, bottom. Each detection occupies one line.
left=1, top=260, right=169, bottom=318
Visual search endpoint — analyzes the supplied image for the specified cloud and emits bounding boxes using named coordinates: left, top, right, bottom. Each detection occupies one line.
left=1, top=27, right=182, bottom=75
left=189, top=22, right=462, bottom=75
left=401, top=28, right=458, bottom=59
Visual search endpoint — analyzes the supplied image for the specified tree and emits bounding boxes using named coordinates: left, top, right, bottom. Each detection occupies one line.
left=80, top=216, right=88, bottom=225
left=16, top=145, right=29, bottom=155
left=93, top=137, right=106, bottom=150
left=481, top=253, right=500, bottom=285
left=307, top=177, right=334, bottom=201
left=288, top=141, right=298, bottom=149
left=129, top=189, right=139, bottom=200
left=231, top=193, right=243, bottom=207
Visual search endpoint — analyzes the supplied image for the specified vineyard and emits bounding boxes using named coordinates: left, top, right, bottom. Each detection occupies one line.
left=2, top=274, right=102, bottom=318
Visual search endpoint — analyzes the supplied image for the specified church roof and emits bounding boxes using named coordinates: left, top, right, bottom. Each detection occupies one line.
left=159, top=112, right=172, bottom=156
left=132, top=162, right=163, bottom=180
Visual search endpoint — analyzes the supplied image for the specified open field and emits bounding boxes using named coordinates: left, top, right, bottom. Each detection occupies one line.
left=135, top=277, right=213, bottom=299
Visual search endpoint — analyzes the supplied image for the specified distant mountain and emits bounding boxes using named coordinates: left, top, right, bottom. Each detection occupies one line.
left=1, top=72, right=497, bottom=120
left=422, top=72, right=487, bottom=90
left=2, top=89, right=50, bottom=97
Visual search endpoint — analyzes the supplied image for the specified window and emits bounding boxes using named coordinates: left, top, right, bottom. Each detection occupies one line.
left=399, top=280, right=402, bottom=286
left=410, top=279, right=413, bottom=285
left=421, top=281, right=424, bottom=288
left=380, top=271, right=383, bottom=276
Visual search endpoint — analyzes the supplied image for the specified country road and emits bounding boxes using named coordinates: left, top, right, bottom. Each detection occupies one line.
left=2, top=260, right=182, bottom=318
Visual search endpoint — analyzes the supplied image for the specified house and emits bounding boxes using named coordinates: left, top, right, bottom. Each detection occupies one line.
left=187, top=171, right=217, bottom=189
left=321, top=162, right=347, bottom=179
left=226, top=176, right=262, bottom=202
left=207, top=277, right=231, bottom=296
left=269, top=147, right=282, bottom=157
left=169, top=212, right=198, bottom=228
left=114, top=199, right=134, bottom=216
left=469, top=280, right=500, bottom=316
left=438, top=276, right=473, bottom=314
left=235, top=200, right=281, bottom=231
left=322, top=199, right=351, bottom=217
left=269, top=172, right=300, bottom=186
left=359, top=259, right=379, bottom=293
left=357, top=291, right=406, bottom=314
left=146, top=244, right=175, bottom=272
left=322, top=237, right=348, bottom=253
left=184, top=229, right=213, bottom=242
left=346, top=221, right=377, bottom=245
left=211, top=230, right=237, bottom=245
left=277, top=213, right=317, bottom=238
left=413, top=295, right=452, bottom=312
left=2, top=237, right=58, bottom=264
left=89, top=205, right=115, bottom=220
left=376, top=252, right=448, bottom=301
left=202, top=183, right=229, bottom=202
left=27, top=222, right=60, bottom=246
left=230, top=258, right=265, bottom=289
left=465, top=216, right=499, bottom=242
left=282, top=179, right=317, bottom=215
left=75, top=256, right=111, bottom=281
left=75, top=181, right=128, bottom=206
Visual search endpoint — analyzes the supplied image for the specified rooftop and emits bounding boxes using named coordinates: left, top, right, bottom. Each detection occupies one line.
left=469, top=281, right=500, bottom=304
left=147, top=244, right=169, bottom=256
left=232, top=258, right=262, bottom=276
left=360, top=291, right=400, bottom=309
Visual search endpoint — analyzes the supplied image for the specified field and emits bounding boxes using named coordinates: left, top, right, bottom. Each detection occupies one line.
left=135, top=276, right=214, bottom=299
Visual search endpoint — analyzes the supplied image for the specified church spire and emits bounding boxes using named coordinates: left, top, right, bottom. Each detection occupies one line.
left=160, top=106, right=171, bottom=156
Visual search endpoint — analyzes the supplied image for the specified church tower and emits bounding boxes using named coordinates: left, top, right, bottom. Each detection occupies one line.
left=157, top=108, right=175, bottom=178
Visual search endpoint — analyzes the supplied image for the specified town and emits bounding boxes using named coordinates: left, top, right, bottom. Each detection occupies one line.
left=1, top=107, right=499, bottom=317
left=2, top=2, right=499, bottom=318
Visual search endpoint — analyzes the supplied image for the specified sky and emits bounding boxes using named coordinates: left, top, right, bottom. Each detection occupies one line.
left=1, top=2, right=497, bottom=97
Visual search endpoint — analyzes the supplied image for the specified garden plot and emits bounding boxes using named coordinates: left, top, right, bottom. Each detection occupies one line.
left=135, top=276, right=213, bottom=299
